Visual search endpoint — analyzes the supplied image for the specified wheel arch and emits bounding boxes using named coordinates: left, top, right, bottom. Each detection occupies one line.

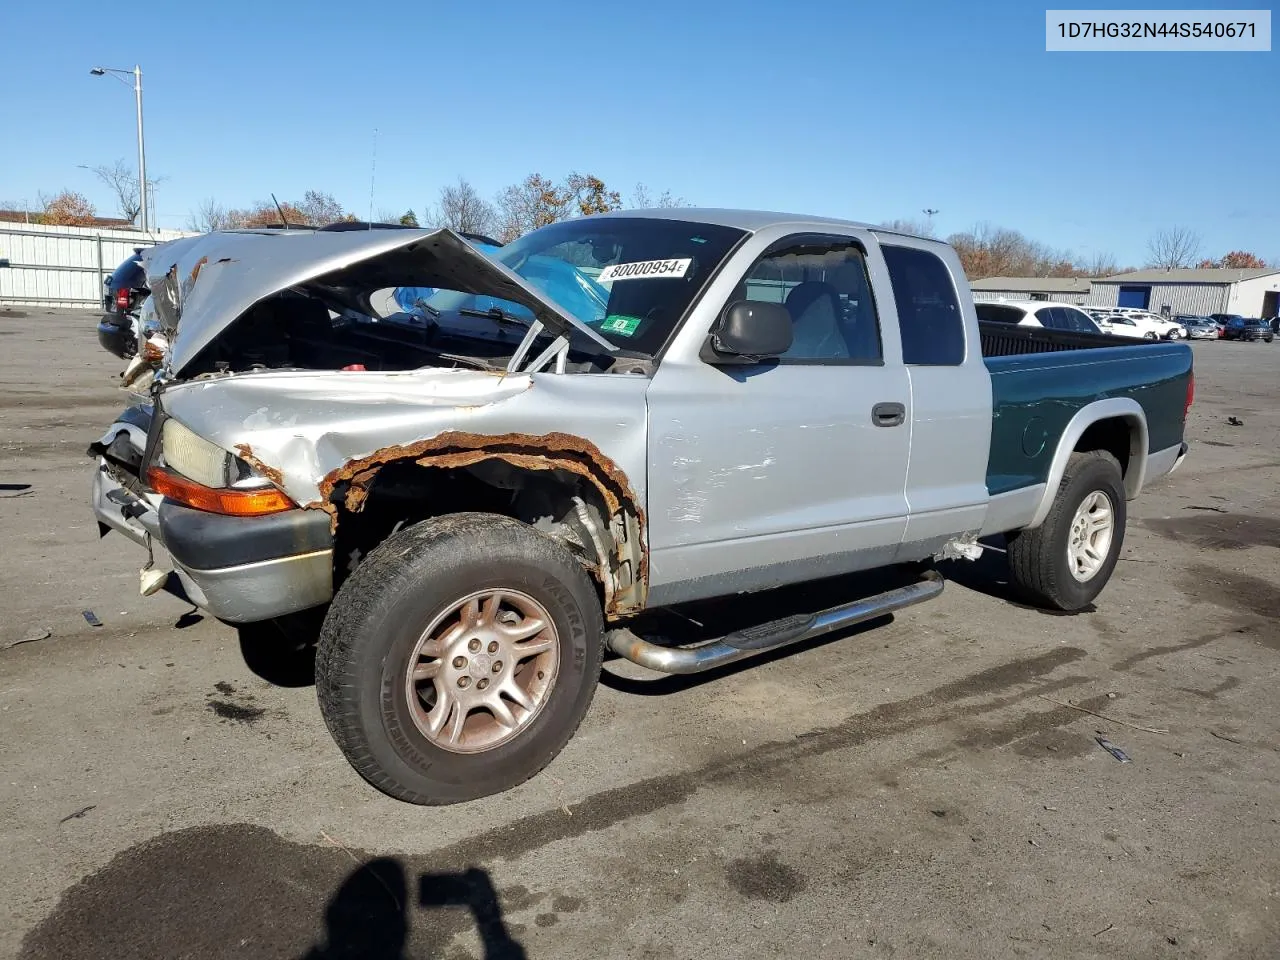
left=320, top=434, right=647, bottom=620
left=1025, top=399, right=1148, bottom=530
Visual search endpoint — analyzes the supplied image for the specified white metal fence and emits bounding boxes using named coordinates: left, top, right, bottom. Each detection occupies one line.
left=0, top=222, right=196, bottom=309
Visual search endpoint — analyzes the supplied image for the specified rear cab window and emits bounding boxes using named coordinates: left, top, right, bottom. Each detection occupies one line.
left=881, top=245, right=965, bottom=364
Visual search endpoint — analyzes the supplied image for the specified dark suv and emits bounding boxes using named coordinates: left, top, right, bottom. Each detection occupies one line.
left=98, top=249, right=149, bottom=358
left=1222, top=316, right=1274, bottom=342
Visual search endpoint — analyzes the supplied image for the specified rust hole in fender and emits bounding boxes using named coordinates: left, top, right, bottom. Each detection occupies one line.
left=310, top=430, right=648, bottom=618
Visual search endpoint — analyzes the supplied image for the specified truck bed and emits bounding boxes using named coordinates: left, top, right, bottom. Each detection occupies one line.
left=978, top=320, right=1157, bottom=357
left=981, top=323, right=1193, bottom=498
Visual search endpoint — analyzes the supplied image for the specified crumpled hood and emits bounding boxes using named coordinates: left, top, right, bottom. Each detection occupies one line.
left=141, top=227, right=613, bottom=375
left=157, top=364, right=650, bottom=518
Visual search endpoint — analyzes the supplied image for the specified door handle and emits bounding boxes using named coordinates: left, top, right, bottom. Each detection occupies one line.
left=872, top=402, right=906, bottom=428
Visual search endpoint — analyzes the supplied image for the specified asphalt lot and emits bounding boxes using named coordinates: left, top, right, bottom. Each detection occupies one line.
left=1, top=308, right=1278, bottom=960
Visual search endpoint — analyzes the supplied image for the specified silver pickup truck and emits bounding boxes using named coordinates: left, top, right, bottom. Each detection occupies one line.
left=90, top=210, right=1192, bottom=804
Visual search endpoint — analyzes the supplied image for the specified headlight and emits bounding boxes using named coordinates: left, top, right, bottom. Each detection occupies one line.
left=159, top=419, right=235, bottom=488
left=148, top=419, right=294, bottom=516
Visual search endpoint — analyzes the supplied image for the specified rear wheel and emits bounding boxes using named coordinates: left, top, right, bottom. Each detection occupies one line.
left=315, top=512, right=604, bottom=804
left=1006, top=450, right=1126, bottom=611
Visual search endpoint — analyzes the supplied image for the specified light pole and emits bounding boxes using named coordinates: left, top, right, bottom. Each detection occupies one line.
left=922, top=208, right=939, bottom=235
left=89, top=65, right=148, bottom=233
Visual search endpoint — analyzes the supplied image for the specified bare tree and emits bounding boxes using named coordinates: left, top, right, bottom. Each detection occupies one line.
left=93, top=160, right=141, bottom=222
left=880, top=217, right=935, bottom=238
left=429, top=178, right=499, bottom=236
left=629, top=183, right=687, bottom=208
left=298, top=190, right=348, bottom=226
left=1083, top=251, right=1118, bottom=277
left=1146, top=227, right=1201, bottom=270
left=187, top=198, right=231, bottom=233
left=494, top=175, right=558, bottom=242
left=91, top=159, right=165, bottom=224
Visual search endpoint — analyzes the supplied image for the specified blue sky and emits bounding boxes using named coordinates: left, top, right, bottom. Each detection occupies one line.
left=1, top=0, right=1274, bottom=266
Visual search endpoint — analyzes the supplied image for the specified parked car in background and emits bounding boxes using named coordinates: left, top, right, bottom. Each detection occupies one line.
left=1175, top=315, right=1220, bottom=340
left=98, top=248, right=149, bottom=358
left=1221, top=316, right=1274, bottom=342
left=1208, top=313, right=1244, bottom=333
left=1089, top=313, right=1148, bottom=339
left=1101, top=311, right=1184, bottom=340
left=975, top=300, right=1105, bottom=334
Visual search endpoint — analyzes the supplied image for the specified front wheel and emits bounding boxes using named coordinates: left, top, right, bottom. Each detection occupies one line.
left=315, top=512, right=604, bottom=804
left=1006, top=450, right=1127, bottom=611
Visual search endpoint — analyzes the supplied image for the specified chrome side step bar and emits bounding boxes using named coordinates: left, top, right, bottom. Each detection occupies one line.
left=606, top=571, right=944, bottom=675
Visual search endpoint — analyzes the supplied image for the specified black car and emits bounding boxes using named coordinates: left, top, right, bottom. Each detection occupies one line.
left=98, top=248, right=149, bottom=359
left=1222, top=316, right=1274, bottom=342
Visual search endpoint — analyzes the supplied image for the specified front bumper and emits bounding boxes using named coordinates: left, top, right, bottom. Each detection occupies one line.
left=91, top=459, right=334, bottom=623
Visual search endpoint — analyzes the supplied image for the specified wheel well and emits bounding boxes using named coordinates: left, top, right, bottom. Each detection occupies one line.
left=1074, top=416, right=1143, bottom=496
left=330, top=458, right=642, bottom=618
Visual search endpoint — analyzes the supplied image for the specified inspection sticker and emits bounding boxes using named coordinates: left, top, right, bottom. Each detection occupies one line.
left=597, top=258, right=691, bottom=283
left=600, top=314, right=643, bottom=336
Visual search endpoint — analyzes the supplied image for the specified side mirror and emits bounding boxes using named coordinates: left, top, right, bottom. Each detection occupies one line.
left=700, top=300, right=792, bottom=364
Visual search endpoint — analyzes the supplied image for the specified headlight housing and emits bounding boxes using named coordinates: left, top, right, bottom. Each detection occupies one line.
left=148, top=419, right=294, bottom=516
left=158, top=419, right=245, bottom=488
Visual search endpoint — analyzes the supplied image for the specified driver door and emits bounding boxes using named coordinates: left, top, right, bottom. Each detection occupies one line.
left=644, top=233, right=912, bottom=606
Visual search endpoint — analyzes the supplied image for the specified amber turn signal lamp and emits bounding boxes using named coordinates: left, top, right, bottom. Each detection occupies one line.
left=146, top=467, right=295, bottom=517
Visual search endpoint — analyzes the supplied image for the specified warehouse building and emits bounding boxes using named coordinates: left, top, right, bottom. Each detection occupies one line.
left=969, top=276, right=1093, bottom=305
left=1087, top=268, right=1280, bottom=318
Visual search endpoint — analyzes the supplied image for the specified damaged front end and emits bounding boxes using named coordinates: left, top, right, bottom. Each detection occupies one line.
left=90, top=227, right=650, bottom=624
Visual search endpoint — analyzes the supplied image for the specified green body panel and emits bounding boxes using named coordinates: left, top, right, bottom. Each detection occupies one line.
left=985, top=342, right=1192, bottom=496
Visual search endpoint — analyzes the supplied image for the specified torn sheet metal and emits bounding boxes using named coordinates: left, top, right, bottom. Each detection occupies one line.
left=139, top=227, right=614, bottom=376
left=159, top=367, right=650, bottom=613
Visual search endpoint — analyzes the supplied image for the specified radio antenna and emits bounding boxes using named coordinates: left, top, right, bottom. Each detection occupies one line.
left=271, top=193, right=289, bottom=229
left=368, top=127, right=378, bottom=229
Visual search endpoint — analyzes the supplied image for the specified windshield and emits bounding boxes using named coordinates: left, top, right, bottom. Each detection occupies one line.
left=392, top=217, right=747, bottom=358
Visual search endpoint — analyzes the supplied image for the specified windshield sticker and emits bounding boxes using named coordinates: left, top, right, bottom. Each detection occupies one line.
left=597, top=258, right=691, bottom=283
left=600, top=314, right=643, bottom=336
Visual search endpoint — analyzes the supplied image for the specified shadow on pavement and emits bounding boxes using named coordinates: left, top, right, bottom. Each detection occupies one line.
left=302, top=860, right=526, bottom=960
left=236, top=609, right=326, bottom=688
left=18, top=824, right=533, bottom=960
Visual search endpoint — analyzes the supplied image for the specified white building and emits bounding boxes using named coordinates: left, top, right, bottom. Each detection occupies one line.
left=969, top=276, right=1094, bottom=305
left=1087, top=268, right=1280, bottom=318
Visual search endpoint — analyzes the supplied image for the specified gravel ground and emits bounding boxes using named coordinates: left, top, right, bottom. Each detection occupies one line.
left=1, top=309, right=1277, bottom=960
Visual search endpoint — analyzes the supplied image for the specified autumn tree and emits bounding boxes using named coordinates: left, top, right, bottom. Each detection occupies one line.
left=493, top=173, right=571, bottom=242
left=493, top=172, right=631, bottom=241
left=228, top=201, right=310, bottom=228
left=38, top=190, right=98, bottom=226
left=1196, top=250, right=1267, bottom=270
left=1146, top=226, right=1201, bottom=270
left=565, top=173, right=621, bottom=216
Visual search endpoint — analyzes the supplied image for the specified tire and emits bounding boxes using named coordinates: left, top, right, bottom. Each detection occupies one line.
left=315, top=512, right=604, bottom=805
left=1143, top=332, right=1158, bottom=341
left=1006, top=450, right=1126, bottom=612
